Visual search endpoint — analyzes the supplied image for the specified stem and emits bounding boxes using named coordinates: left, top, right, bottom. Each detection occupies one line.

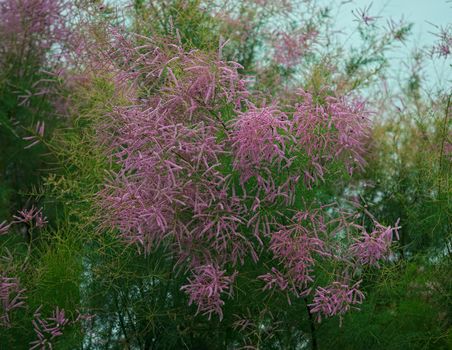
left=438, top=93, right=451, bottom=196
left=120, top=290, right=144, bottom=349
left=115, top=296, right=131, bottom=349
left=304, top=298, right=318, bottom=350
left=20, top=225, right=33, bottom=271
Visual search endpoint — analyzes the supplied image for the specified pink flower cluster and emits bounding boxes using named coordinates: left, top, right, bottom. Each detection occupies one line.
left=180, top=264, right=236, bottom=320
left=349, top=220, right=400, bottom=267
left=273, top=29, right=318, bottom=67
left=0, top=276, right=26, bottom=327
left=301, top=217, right=401, bottom=323
left=97, top=32, right=253, bottom=271
left=259, top=267, right=290, bottom=292
left=231, top=105, right=290, bottom=185
left=30, top=306, right=69, bottom=350
left=29, top=306, right=92, bottom=349
left=13, top=206, right=48, bottom=228
left=0, top=0, right=71, bottom=65
left=291, top=90, right=369, bottom=187
left=309, top=281, right=364, bottom=325
left=259, top=211, right=326, bottom=296
left=103, top=28, right=249, bottom=114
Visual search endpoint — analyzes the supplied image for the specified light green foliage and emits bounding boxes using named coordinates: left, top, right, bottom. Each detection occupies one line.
left=0, top=1, right=450, bottom=349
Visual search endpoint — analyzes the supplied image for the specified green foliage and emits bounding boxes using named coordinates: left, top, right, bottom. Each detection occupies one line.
left=362, top=93, right=451, bottom=255
left=0, top=1, right=450, bottom=349
left=318, top=258, right=451, bottom=350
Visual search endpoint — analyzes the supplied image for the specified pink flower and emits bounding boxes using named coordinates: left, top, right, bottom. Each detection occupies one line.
left=352, top=3, right=380, bottom=26
left=13, top=206, right=47, bottom=228
left=23, top=121, right=45, bottom=149
left=431, top=25, right=452, bottom=58
left=34, top=212, right=48, bottom=228
left=0, top=221, right=10, bottom=235
left=181, top=264, right=236, bottom=320
left=29, top=306, right=92, bottom=349
left=13, top=208, right=36, bottom=224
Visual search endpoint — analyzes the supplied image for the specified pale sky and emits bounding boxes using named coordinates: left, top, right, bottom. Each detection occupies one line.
left=331, top=0, right=451, bottom=90
left=108, top=0, right=451, bottom=89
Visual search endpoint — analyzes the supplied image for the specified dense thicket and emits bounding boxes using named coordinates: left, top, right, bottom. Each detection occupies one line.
left=0, top=1, right=450, bottom=349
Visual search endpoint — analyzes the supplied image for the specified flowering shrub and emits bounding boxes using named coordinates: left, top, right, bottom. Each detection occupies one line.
left=94, top=30, right=398, bottom=327
left=1, top=0, right=449, bottom=349
left=0, top=0, right=71, bottom=64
